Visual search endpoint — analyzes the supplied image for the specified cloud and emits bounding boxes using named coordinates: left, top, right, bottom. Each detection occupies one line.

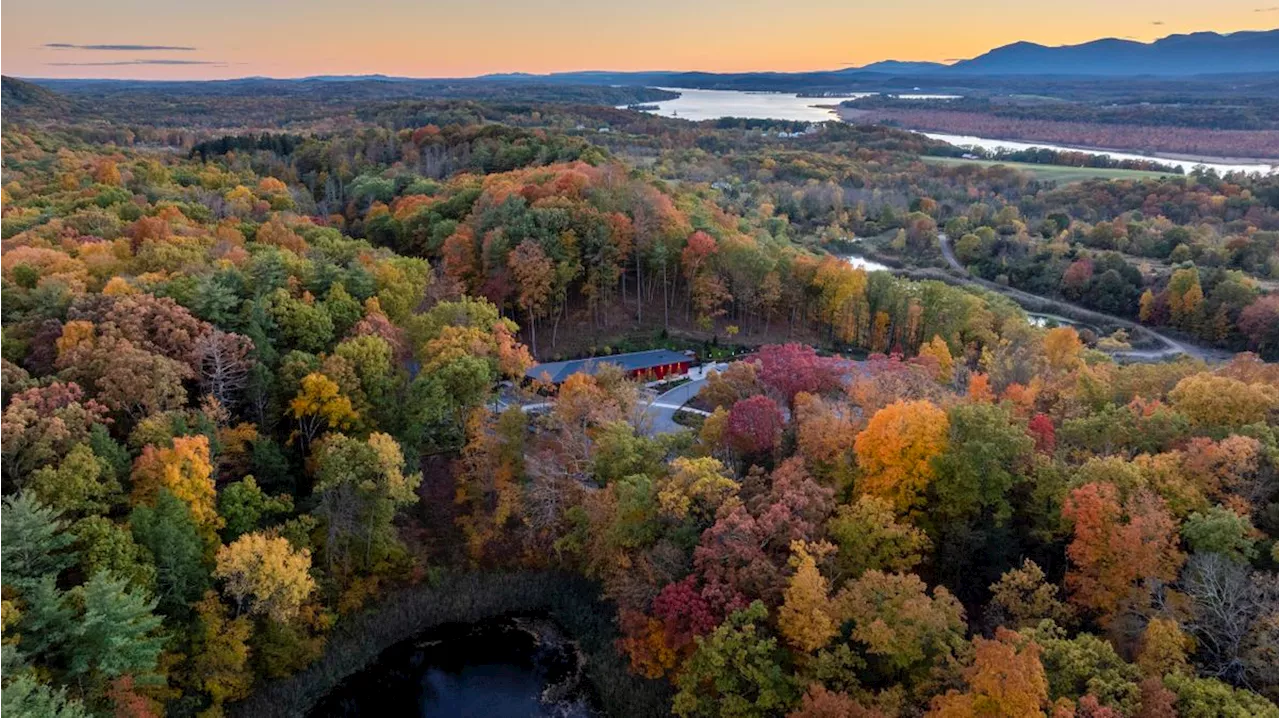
left=1253, top=6, right=1278, bottom=11
left=46, top=59, right=224, bottom=66
left=44, top=43, right=196, bottom=51
left=1151, top=20, right=1164, bottom=25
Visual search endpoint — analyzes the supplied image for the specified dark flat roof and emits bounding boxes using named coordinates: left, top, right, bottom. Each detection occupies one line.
left=525, top=348, right=692, bottom=384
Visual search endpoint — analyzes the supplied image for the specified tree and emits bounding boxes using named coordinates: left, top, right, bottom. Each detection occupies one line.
left=1168, top=374, right=1275, bottom=431
left=289, top=372, right=358, bottom=451
left=190, top=592, right=254, bottom=711
left=787, top=685, right=886, bottom=718
left=509, top=239, right=554, bottom=355
left=927, top=628, right=1050, bottom=718
left=131, top=435, right=222, bottom=538
left=1179, top=553, right=1276, bottom=690
left=28, top=443, right=120, bottom=517
left=130, top=490, right=211, bottom=618
left=672, top=601, right=797, bottom=718
left=1044, top=327, right=1084, bottom=373
left=918, top=336, right=954, bottom=383
left=1028, top=414, right=1056, bottom=454
left=1, top=493, right=76, bottom=591
left=657, top=456, right=737, bottom=522
left=754, top=344, right=842, bottom=408
left=827, top=495, right=931, bottom=581
left=313, top=432, right=421, bottom=576
left=72, top=516, right=156, bottom=591
left=1135, top=618, right=1192, bottom=678
left=2, top=382, right=111, bottom=482
left=854, top=400, right=949, bottom=516
left=67, top=572, right=167, bottom=690
left=1180, top=507, right=1260, bottom=563
left=218, top=476, right=294, bottom=542
left=1022, top=621, right=1141, bottom=712
left=833, top=570, right=966, bottom=683
left=215, top=532, right=316, bottom=622
left=1062, top=484, right=1184, bottom=628
left=191, top=330, right=255, bottom=410
left=989, top=559, right=1072, bottom=629
left=1, top=675, right=89, bottom=718
left=931, top=402, right=1033, bottom=528
left=726, top=395, right=785, bottom=457
left=778, top=542, right=837, bottom=653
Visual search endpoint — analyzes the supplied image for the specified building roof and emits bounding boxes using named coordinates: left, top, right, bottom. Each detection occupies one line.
left=525, top=349, right=692, bottom=384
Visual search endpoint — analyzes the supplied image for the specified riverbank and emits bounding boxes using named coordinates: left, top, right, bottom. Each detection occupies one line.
left=836, top=106, right=1279, bottom=167
left=230, top=572, right=671, bottom=718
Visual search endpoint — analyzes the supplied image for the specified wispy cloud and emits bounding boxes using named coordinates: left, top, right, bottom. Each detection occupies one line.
left=1151, top=20, right=1164, bottom=25
left=1253, top=6, right=1278, bottom=11
left=46, top=59, right=224, bottom=66
left=44, top=43, right=196, bottom=51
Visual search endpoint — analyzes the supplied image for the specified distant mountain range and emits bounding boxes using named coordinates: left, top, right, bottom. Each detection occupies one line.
left=940, top=30, right=1279, bottom=76
left=480, top=29, right=1277, bottom=82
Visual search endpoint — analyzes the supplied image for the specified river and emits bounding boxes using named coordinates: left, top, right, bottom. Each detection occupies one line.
left=920, top=132, right=1275, bottom=176
left=309, top=616, right=599, bottom=718
left=632, top=88, right=1274, bottom=176
left=632, top=87, right=958, bottom=123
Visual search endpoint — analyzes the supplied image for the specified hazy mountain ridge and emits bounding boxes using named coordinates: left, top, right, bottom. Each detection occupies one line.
left=946, top=30, right=1279, bottom=75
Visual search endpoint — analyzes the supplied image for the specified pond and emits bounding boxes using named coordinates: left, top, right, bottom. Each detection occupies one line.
left=309, top=615, right=600, bottom=718
left=843, top=253, right=893, bottom=272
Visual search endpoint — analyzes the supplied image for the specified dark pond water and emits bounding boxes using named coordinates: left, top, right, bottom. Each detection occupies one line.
left=309, top=615, right=600, bottom=717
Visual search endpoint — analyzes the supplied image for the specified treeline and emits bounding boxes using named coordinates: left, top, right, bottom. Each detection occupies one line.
left=190, top=134, right=309, bottom=162
left=844, top=95, right=1280, bottom=131
left=850, top=108, right=1280, bottom=159
left=966, top=146, right=1182, bottom=174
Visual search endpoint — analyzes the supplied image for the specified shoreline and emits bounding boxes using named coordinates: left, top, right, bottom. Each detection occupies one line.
left=835, top=106, right=1279, bottom=166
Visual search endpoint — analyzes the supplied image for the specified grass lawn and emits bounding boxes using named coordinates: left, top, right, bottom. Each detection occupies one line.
left=920, top=155, right=1175, bottom=182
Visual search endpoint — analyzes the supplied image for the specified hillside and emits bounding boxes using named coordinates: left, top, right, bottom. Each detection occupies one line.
left=1, top=75, right=75, bottom=114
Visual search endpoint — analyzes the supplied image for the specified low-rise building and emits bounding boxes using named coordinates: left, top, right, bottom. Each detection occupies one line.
left=525, top=349, right=694, bottom=385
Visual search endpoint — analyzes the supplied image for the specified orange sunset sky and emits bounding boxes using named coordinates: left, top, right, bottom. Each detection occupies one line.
left=2, top=0, right=1277, bottom=80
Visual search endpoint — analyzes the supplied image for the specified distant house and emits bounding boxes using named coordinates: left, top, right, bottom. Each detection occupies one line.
left=525, top=349, right=694, bottom=385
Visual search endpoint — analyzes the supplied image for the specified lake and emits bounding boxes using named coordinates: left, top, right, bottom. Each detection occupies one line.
left=635, top=87, right=871, bottom=122
left=633, top=88, right=1274, bottom=176
left=309, top=616, right=599, bottom=718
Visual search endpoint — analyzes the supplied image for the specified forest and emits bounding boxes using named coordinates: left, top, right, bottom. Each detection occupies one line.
left=1, top=78, right=1278, bottom=718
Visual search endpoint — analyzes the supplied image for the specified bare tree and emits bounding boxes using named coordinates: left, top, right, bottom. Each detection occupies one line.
left=192, top=330, right=255, bottom=412
left=1180, top=552, right=1277, bottom=691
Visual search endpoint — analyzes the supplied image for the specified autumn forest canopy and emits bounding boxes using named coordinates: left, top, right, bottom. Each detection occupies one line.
left=0, top=76, right=1277, bottom=718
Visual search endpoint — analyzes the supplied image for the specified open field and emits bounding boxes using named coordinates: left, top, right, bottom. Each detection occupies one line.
left=920, top=154, right=1175, bottom=182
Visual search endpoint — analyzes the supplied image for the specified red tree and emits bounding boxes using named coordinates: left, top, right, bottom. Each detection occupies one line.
left=755, top=343, right=843, bottom=408
left=726, top=395, right=785, bottom=456
left=1028, top=413, right=1056, bottom=454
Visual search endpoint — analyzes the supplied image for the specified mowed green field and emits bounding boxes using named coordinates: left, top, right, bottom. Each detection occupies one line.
left=920, top=155, right=1175, bottom=182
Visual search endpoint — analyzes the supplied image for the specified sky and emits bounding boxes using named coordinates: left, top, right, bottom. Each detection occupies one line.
left=3, top=0, right=1277, bottom=80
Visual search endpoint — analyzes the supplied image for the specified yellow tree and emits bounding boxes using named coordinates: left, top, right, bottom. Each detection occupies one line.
left=918, top=335, right=954, bottom=383
left=190, top=592, right=254, bottom=712
left=131, top=435, right=222, bottom=537
left=1043, top=327, right=1084, bottom=373
left=1168, top=373, right=1276, bottom=431
left=1135, top=618, right=1192, bottom=678
left=214, top=532, right=316, bottom=622
left=290, top=372, right=357, bottom=449
left=657, top=456, right=737, bottom=522
left=778, top=541, right=837, bottom=653
left=854, top=400, right=949, bottom=516
left=1138, top=289, right=1156, bottom=323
